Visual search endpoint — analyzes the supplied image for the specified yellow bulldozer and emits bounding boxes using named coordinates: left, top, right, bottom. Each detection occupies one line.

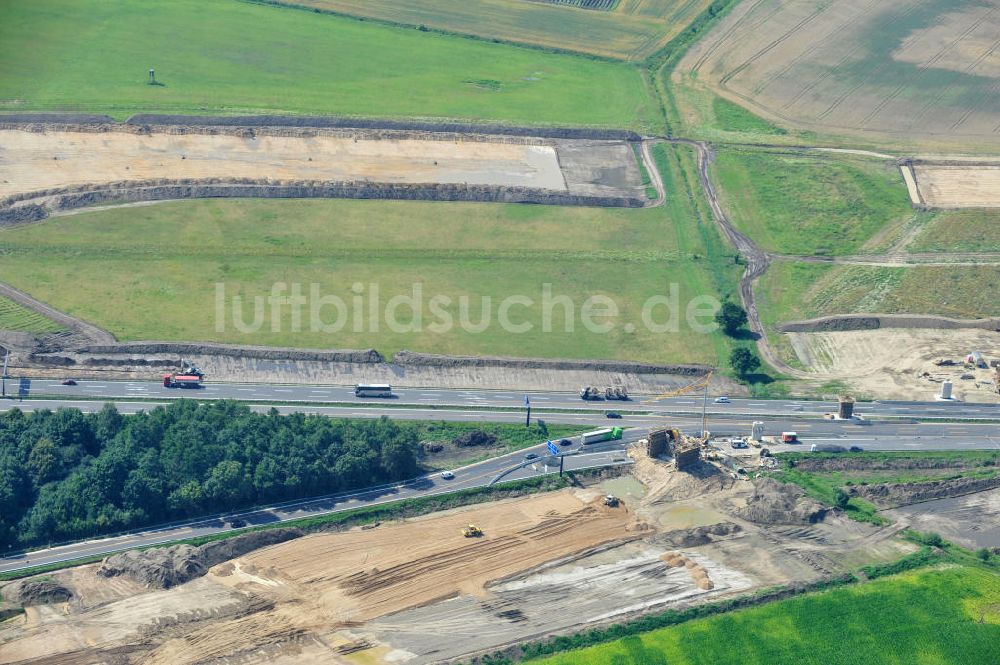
left=463, top=524, right=483, bottom=538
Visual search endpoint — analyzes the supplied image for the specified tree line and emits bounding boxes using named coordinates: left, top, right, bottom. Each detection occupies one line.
left=0, top=401, right=420, bottom=550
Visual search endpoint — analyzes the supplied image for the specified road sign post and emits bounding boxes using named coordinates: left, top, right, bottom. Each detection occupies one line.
left=546, top=440, right=563, bottom=477
left=525, top=395, right=531, bottom=427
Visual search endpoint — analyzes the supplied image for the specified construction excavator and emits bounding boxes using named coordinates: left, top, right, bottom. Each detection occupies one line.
left=462, top=524, right=483, bottom=538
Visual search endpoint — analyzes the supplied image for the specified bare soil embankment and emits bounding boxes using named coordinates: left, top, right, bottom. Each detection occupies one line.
left=850, top=475, right=1000, bottom=509
left=0, top=116, right=647, bottom=221
left=783, top=328, right=1000, bottom=402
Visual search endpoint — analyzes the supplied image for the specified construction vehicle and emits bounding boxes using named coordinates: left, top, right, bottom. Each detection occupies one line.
left=603, top=495, right=620, bottom=507
left=463, top=524, right=483, bottom=538
left=163, top=360, right=205, bottom=388
left=163, top=371, right=203, bottom=388
left=580, top=385, right=629, bottom=401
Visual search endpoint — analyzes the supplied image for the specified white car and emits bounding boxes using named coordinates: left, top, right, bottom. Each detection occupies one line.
left=440, top=471, right=455, bottom=480
left=713, top=396, right=731, bottom=404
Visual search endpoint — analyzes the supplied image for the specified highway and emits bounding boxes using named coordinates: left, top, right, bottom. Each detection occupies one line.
left=0, top=435, right=637, bottom=575
left=1, top=383, right=998, bottom=575
left=11, top=377, right=1000, bottom=420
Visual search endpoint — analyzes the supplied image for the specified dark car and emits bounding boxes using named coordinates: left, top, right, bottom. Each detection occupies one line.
left=606, top=412, right=622, bottom=419
left=524, top=452, right=539, bottom=461
left=558, top=439, right=573, bottom=447
left=227, top=518, right=247, bottom=529
left=849, top=446, right=864, bottom=453
left=61, top=379, right=77, bottom=386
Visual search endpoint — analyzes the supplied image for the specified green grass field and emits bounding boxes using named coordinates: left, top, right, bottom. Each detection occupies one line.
left=908, top=209, right=1000, bottom=253
left=758, top=261, right=1000, bottom=324
left=527, top=566, right=1000, bottom=665
left=0, top=296, right=64, bottom=334
left=278, top=0, right=715, bottom=61
left=0, top=0, right=658, bottom=130
left=0, top=146, right=739, bottom=364
left=711, top=150, right=913, bottom=256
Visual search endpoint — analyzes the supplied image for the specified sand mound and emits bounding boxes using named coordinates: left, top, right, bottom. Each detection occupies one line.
left=732, top=478, right=828, bottom=525
left=98, top=528, right=304, bottom=589
left=630, top=445, right=734, bottom=503
left=2, top=579, right=72, bottom=607
left=660, top=522, right=742, bottom=547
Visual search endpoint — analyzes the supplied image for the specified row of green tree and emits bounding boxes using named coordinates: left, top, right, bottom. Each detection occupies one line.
left=0, top=401, right=420, bottom=550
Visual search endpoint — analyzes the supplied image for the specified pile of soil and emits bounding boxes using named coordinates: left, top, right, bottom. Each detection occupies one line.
left=2, top=578, right=73, bottom=606
left=790, top=456, right=998, bottom=473
left=850, top=475, right=1000, bottom=508
left=453, top=430, right=498, bottom=447
left=98, top=527, right=303, bottom=589
left=650, top=461, right=735, bottom=503
left=659, top=522, right=742, bottom=548
left=732, top=478, right=828, bottom=525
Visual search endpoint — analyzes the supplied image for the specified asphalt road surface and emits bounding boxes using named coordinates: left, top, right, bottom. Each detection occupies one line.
left=0, top=435, right=636, bottom=575
left=2, top=385, right=998, bottom=574
left=10, top=378, right=1000, bottom=420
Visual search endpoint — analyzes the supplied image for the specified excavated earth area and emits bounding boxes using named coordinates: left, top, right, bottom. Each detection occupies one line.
left=0, top=463, right=914, bottom=664
left=785, top=328, right=1000, bottom=402
left=888, top=486, right=1000, bottom=550
left=0, top=127, right=643, bottom=202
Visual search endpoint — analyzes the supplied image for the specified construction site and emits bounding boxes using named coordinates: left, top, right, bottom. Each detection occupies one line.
left=0, top=118, right=651, bottom=222
left=0, top=429, right=931, bottom=665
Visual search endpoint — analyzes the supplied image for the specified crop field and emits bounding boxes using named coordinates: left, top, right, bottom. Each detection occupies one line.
left=910, top=164, right=1000, bottom=208
left=674, top=0, right=1000, bottom=151
left=909, top=209, right=1000, bottom=253
left=711, top=150, right=912, bottom=256
left=0, top=295, right=63, bottom=334
left=279, top=0, right=716, bottom=61
left=0, top=0, right=658, bottom=131
left=0, top=145, right=739, bottom=364
left=527, top=566, right=1000, bottom=665
left=758, top=262, right=1000, bottom=325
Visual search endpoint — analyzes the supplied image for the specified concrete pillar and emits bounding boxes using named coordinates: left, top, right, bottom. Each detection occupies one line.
left=838, top=396, right=855, bottom=420
left=940, top=381, right=953, bottom=400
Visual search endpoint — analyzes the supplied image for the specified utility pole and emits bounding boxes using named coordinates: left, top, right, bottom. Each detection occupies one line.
left=524, top=395, right=531, bottom=427
left=701, top=374, right=710, bottom=439
left=1, top=349, right=9, bottom=398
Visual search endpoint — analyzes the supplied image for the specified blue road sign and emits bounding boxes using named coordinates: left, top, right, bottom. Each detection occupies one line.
left=547, top=441, right=559, bottom=457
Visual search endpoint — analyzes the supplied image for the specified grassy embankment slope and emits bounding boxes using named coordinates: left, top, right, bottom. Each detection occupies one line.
left=272, top=0, right=716, bottom=61
left=708, top=150, right=1000, bottom=356
left=527, top=566, right=1000, bottom=665
left=758, top=262, right=1000, bottom=325
left=0, top=0, right=658, bottom=131
left=0, top=296, right=64, bottom=335
left=907, top=209, right=1000, bottom=254
left=710, top=149, right=913, bottom=257
left=0, top=144, right=740, bottom=364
